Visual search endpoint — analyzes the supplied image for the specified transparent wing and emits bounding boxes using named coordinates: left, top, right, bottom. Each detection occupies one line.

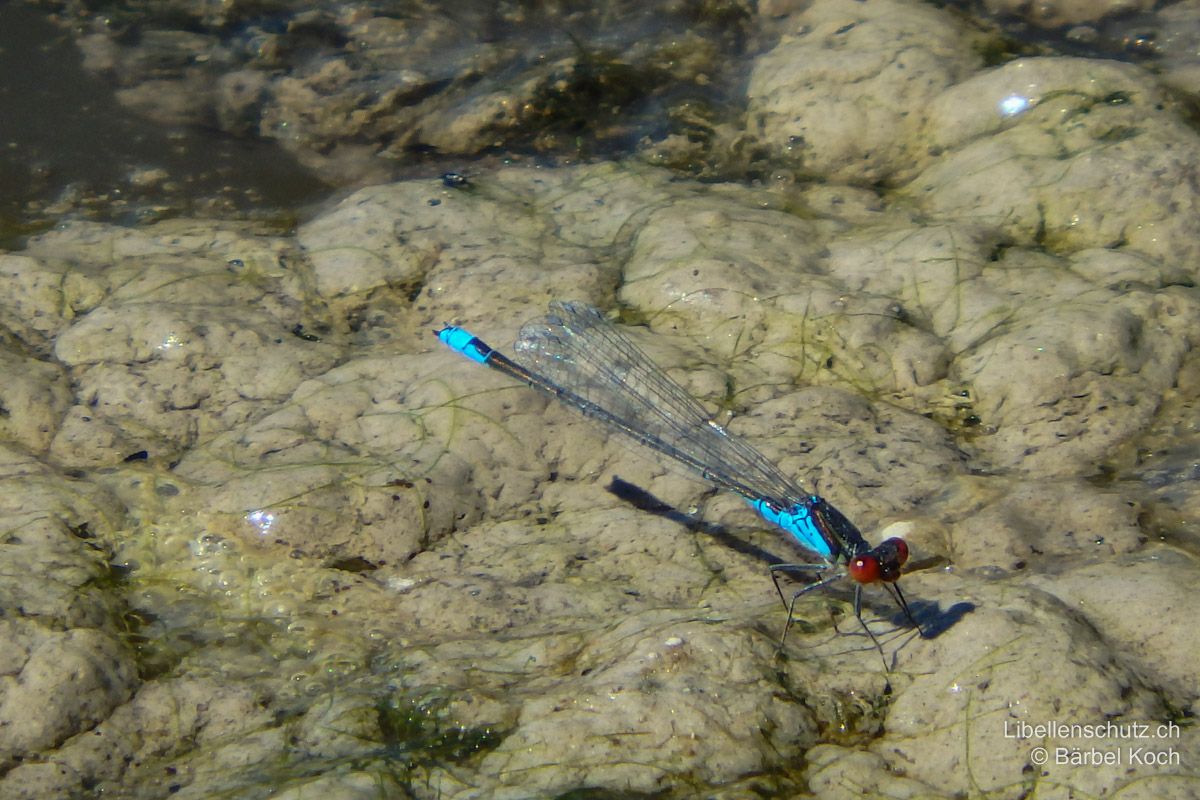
left=510, top=301, right=812, bottom=507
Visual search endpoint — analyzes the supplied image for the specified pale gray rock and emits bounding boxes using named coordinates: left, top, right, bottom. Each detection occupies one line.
left=2, top=1, right=1199, bottom=795
left=910, top=58, right=1200, bottom=273
left=746, top=0, right=984, bottom=184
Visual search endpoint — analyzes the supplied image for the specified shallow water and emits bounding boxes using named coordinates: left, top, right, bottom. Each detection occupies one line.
left=0, top=4, right=331, bottom=244
left=1, top=2, right=1199, bottom=799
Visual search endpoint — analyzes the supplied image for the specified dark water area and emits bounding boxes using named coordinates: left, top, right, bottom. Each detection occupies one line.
left=3, top=0, right=1194, bottom=250
left=0, top=3, right=328, bottom=243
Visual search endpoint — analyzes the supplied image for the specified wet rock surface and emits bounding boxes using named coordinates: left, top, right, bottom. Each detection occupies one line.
left=1, top=1, right=1199, bottom=798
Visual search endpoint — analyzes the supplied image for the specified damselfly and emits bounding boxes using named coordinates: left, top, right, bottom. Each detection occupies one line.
left=437, top=301, right=923, bottom=664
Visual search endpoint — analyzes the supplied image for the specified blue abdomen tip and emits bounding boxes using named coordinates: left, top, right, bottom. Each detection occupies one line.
left=437, top=325, right=490, bottom=364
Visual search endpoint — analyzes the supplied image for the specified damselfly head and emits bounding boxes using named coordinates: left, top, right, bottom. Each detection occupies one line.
left=846, top=537, right=909, bottom=584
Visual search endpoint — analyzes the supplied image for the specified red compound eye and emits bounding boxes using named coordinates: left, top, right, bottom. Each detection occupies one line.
left=848, top=554, right=881, bottom=583
left=848, top=538, right=911, bottom=584
left=887, top=537, right=910, bottom=567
